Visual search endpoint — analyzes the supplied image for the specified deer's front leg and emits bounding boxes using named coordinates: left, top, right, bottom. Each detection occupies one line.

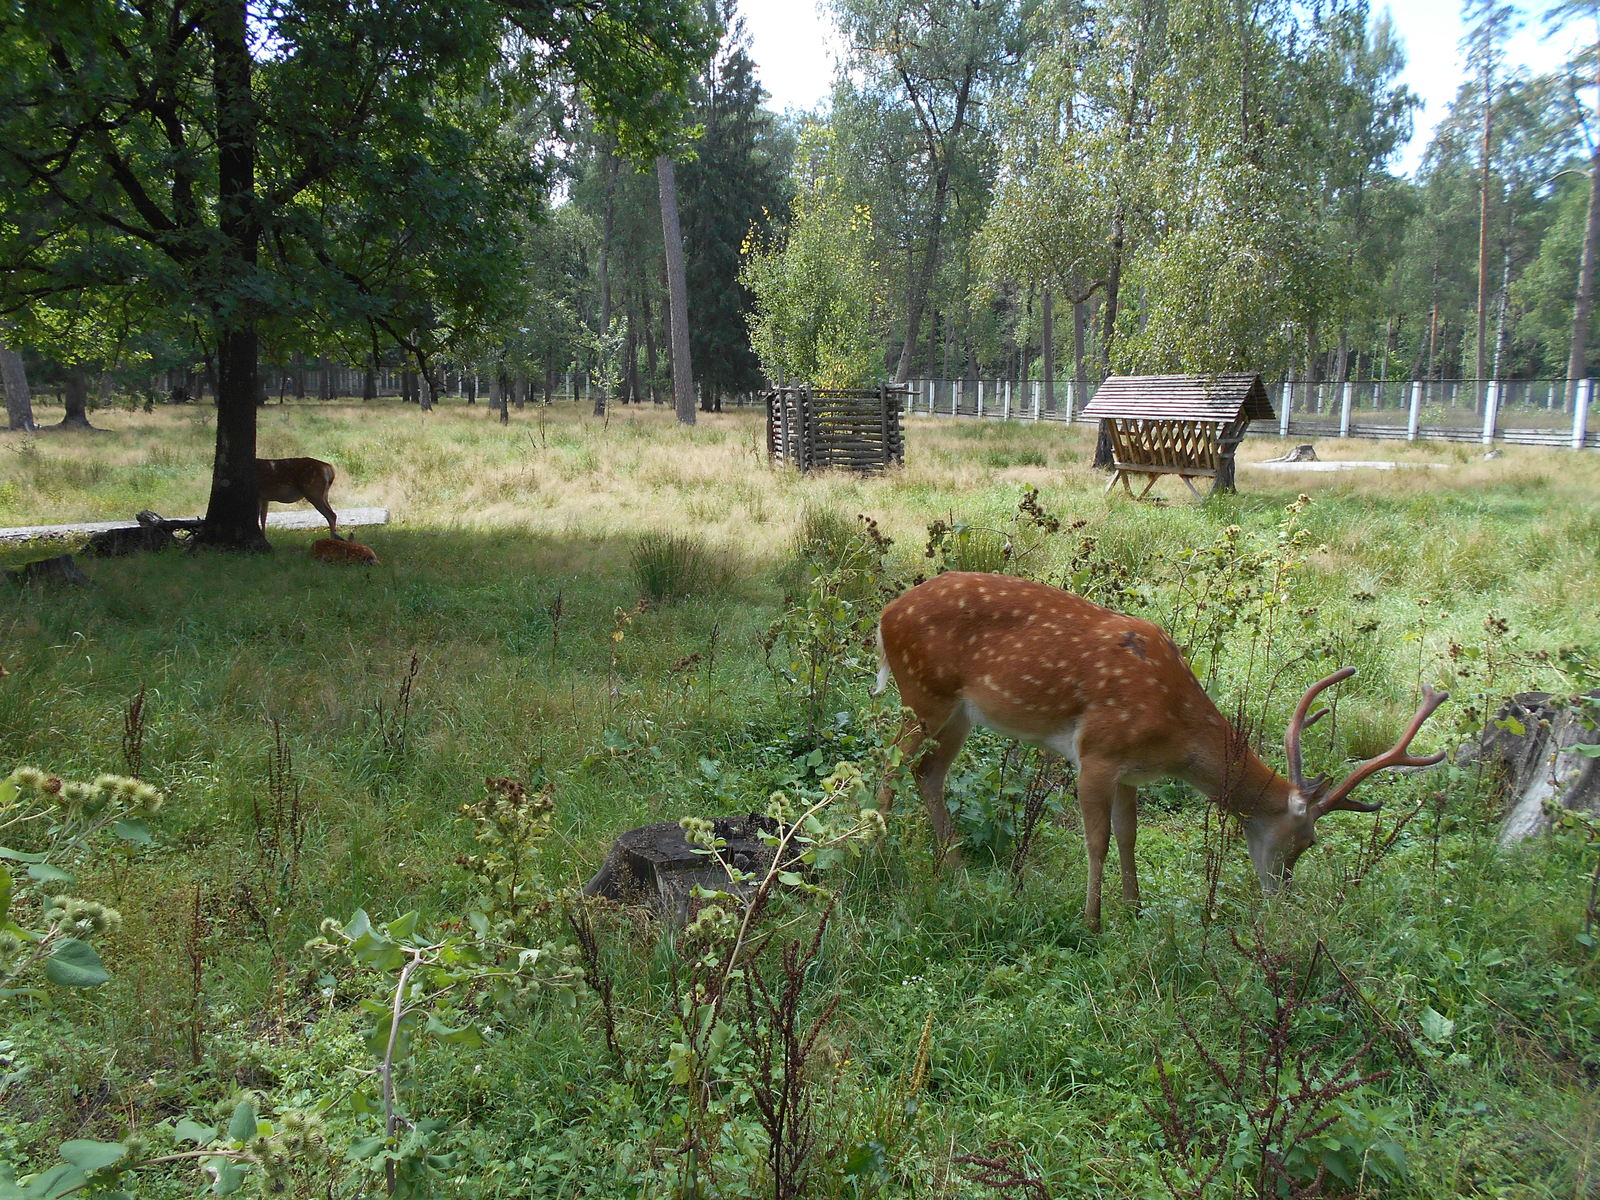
left=1077, top=759, right=1120, bottom=933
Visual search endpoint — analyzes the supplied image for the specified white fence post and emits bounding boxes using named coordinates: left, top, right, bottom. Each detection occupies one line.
left=1278, top=383, right=1291, bottom=438
left=1480, top=381, right=1499, bottom=444
left=1407, top=380, right=1422, bottom=442
left=1574, top=379, right=1592, bottom=450
left=926, top=380, right=934, bottom=416
left=1338, top=382, right=1353, bottom=437
left=977, top=380, right=985, bottom=418
left=1003, top=380, right=1012, bottom=420
left=1032, top=381, right=1041, bottom=420
left=952, top=380, right=961, bottom=416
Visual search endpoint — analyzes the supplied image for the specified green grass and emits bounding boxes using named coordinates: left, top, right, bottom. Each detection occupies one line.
left=2, top=397, right=1598, bottom=1198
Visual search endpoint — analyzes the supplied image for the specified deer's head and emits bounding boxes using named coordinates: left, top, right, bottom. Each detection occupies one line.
left=1245, top=668, right=1448, bottom=889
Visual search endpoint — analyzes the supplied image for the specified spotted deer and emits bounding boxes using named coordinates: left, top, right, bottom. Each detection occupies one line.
left=255, top=457, right=338, bottom=536
left=311, top=534, right=379, bottom=565
left=874, top=572, right=1447, bottom=930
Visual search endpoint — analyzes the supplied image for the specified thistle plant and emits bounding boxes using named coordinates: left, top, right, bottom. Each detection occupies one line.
left=1, top=766, right=162, bottom=997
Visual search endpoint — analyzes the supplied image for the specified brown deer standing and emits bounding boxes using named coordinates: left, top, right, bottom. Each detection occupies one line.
left=255, top=457, right=338, bottom=536
left=874, top=572, right=1447, bottom=930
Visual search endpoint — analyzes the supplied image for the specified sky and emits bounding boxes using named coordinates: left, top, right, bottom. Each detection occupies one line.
left=739, top=0, right=1583, bottom=178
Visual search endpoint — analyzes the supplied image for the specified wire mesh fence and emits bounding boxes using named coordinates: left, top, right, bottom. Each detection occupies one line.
left=901, top=377, right=1599, bottom=449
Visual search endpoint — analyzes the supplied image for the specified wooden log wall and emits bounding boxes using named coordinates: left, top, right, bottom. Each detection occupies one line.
left=765, top=386, right=907, bottom=473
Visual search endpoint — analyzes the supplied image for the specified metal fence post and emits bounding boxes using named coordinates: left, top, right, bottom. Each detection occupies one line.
left=1032, top=381, right=1041, bottom=420
left=952, top=380, right=961, bottom=416
left=1003, top=380, right=1011, bottom=420
left=1064, top=381, right=1075, bottom=421
left=1480, top=381, right=1499, bottom=444
left=1278, top=383, right=1291, bottom=438
left=1574, top=379, right=1592, bottom=450
left=977, top=380, right=985, bottom=418
left=1407, top=380, right=1422, bottom=442
left=926, top=380, right=934, bottom=416
left=1338, top=382, right=1353, bottom=437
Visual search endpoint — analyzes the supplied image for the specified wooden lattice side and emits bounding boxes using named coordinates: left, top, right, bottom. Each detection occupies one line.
left=765, top=386, right=907, bottom=473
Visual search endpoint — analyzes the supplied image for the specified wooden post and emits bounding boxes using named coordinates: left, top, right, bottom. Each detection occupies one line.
left=1338, top=382, right=1353, bottom=437
left=1279, top=383, right=1291, bottom=438
left=1573, top=379, right=1592, bottom=450
left=1480, top=381, right=1499, bottom=444
left=1407, top=380, right=1422, bottom=442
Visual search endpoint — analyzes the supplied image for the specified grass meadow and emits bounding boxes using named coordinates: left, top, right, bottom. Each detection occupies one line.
left=2, top=396, right=1598, bottom=1199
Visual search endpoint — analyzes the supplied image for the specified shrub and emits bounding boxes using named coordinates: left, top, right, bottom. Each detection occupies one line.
left=630, top=531, right=718, bottom=603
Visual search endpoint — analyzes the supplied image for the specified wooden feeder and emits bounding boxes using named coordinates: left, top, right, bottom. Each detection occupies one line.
left=766, top=385, right=908, bottom=473
left=1081, top=374, right=1276, bottom=499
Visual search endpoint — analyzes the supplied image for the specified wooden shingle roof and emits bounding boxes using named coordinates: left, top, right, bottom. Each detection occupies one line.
left=1081, top=374, right=1276, bottom=423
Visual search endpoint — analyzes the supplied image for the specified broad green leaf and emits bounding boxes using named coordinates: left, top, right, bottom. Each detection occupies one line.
left=44, top=939, right=108, bottom=988
left=425, top=1013, right=484, bottom=1048
left=340, top=909, right=373, bottom=941
left=1572, top=743, right=1600, bottom=758
left=174, top=1119, right=216, bottom=1146
left=205, top=1157, right=247, bottom=1195
left=112, top=819, right=152, bottom=845
left=0, top=779, right=16, bottom=808
left=386, top=910, right=420, bottom=941
left=59, top=1140, right=125, bottom=1171
left=10, top=1163, right=85, bottom=1198
left=0, top=847, right=49, bottom=864
left=226, top=1101, right=258, bottom=1144
left=26, top=864, right=73, bottom=887
left=346, top=1136, right=387, bottom=1161
left=1418, top=1006, right=1455, bottom=1043
left=1494, top=714, right=1526, bottom=737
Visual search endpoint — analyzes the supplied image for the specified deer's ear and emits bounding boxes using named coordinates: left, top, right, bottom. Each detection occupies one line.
left=1299, top=774, right=1332, bottom=804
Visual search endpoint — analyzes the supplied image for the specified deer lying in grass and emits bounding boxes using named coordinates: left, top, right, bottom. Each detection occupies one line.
left=874, top=571, right=1447, bottom=930
left=311, top=534, right=378, bottom=565
left=255, top=457, right=338, bottom=536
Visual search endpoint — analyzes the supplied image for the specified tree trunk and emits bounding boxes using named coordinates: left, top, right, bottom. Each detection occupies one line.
left=1475, top=60, right=1494, bottom=386
left=1072, top=291, right=1088, bottom=413
left=656, top=154, right=695, bottom=425
left=197, top=0, right=267, bottom=551
left=594, top=147, right=619, bottom=418
left=893, top=68, right=975, bottom=386
left=58, top=367, right=93, bottom=428
left=362, top=369, right=377, bottom=402
left=642, top=286, right=662, bottom=406
left=1041, top=287, right=1056, bottom=413
left=1, top=338, right=36, bottom=431
left=1567, top=143, right=1600, bottom=391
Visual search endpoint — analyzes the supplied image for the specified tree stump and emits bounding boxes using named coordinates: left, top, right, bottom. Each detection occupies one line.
left=85, top=510, right=202, bottom=556
left=581, top=814, right=795, bottom=919
left=7, top=554, right=91, bottom=587
left=1463, top=691, right=1600, bottom=841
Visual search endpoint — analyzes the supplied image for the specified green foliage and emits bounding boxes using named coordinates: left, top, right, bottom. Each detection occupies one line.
left=630, top=530, right=721, bottom=603
left=740, top=127, right=885, bottom=388
left=0, top=769, right=162, bottom=1001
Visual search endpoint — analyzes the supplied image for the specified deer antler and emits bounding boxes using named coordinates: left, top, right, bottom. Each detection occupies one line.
left=1285, top=667, right=1356, bottom=793
left=1314, top=684, right=1450, bottom=815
